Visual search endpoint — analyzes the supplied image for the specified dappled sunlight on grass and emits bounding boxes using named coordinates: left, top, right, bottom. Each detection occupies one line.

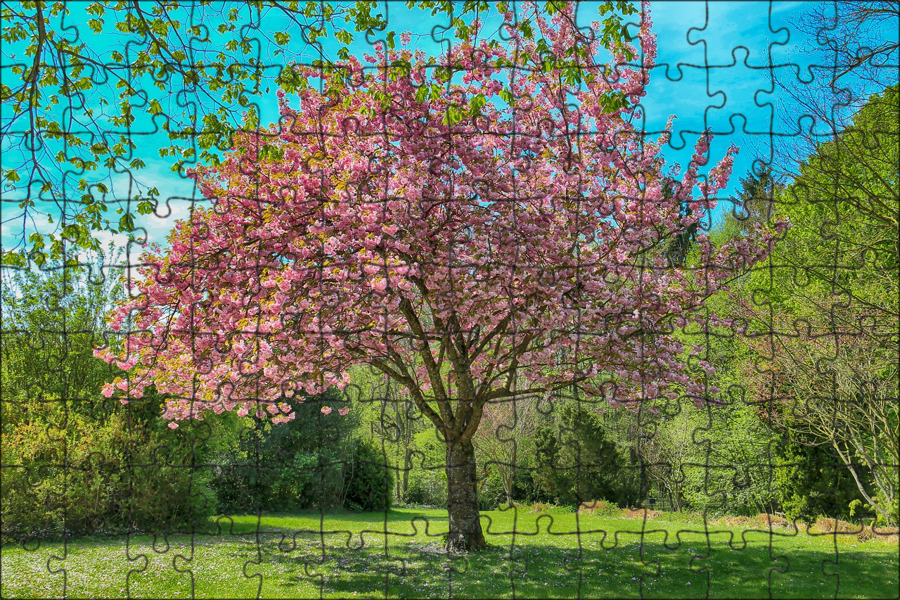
left=2, top=509, right=897, bottom=598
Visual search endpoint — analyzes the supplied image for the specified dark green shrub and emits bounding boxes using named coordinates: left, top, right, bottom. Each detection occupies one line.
left=345, top=441, right=393, bottom=511
left=532, top=402, right=642, bottom=506
left=210, top=389, right=360, bottom=513
left=773, top=437, right=862, bottom=523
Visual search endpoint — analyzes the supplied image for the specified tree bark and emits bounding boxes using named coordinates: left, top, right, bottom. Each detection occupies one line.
left=401, top=447, right=411, bottom=503
left=445, top=439, right=488, bottom=552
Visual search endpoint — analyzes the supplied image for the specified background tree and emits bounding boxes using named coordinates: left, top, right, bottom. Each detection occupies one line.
left=0, top=254, right=118, bottom=407
left=729, top=85, right=899, bottom=525
left=95, top=2, right=783, bottom=551
left=766, top=1, right=899, bottom=179
left=473, top=393, right=537, bottom=507
left=637, top=403, right=693, bottom=512
left=349, top=367, right=426, bottom=504
left=532, top=398, right=643, bottom=507
left=731, top=166, right=781, bottom=233
left=209, top=388, right=393, bottom=513
left=772, top=433, right=864, bottom=523
left=629, top=327, right=781, bottom=517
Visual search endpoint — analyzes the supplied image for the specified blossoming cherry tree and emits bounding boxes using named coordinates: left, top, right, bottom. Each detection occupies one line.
left=96, top=2, right=784, bottom=551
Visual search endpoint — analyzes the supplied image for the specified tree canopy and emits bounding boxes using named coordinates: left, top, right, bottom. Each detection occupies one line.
left=95, top=3, right=782, bottom=433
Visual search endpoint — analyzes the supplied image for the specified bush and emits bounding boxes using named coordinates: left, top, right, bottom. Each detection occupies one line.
left=532, top=403, right=642, bottom=506
left=209, top=390, right=396, bottom=513
left=210, top=392, right=353, bottom=513
left=345, top=441, right=393, bottom=511
left=773, top=438, right=862, bottom=523
left=1, top=394, right=217, bottom=540
left=1, top=258, right=226, bottom=540
left=477, top=465, right=506, bottom=510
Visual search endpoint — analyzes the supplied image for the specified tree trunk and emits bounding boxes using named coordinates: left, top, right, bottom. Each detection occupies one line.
left=503, top=471, right=515, bottom=507
left=401, top=447, right=411, bottom=503
left=445, top=439, right=488, bottom=552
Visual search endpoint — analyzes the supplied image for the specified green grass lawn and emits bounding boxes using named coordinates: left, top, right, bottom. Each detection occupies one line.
left=2, top=507, right=897, bottom=598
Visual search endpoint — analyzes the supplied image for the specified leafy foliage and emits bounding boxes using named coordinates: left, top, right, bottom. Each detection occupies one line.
left=729, top=85, right=899, bottom=524
left=345, top=440, right=393, bottom=511
left=532, top=400, right=643, bottom=507
left=210, top=389, right=393, bottom=513
left=773, top=437, right=865, bottom=523
left=211, top=389, right=357, bottom=513
left=0, top=258, right=226, bottom=538
left=1, top=393, right=219, bottom=539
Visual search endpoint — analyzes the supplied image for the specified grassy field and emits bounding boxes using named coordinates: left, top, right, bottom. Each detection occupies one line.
left=2, top=507, right=897, bottom=599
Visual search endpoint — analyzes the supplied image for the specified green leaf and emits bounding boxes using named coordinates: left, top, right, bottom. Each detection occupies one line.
left=469, top=94, right=487, bottom=117
left=118, top=213, right=135, bottom=232
left=136, top=200, right=155, bottom=215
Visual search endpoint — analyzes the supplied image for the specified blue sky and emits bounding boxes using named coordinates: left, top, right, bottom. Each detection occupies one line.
left=1, top=1, right=891, bottom=257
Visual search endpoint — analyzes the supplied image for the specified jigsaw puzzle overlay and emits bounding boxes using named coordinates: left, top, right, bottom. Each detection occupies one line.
left=1, top=1, right=897, bottom=598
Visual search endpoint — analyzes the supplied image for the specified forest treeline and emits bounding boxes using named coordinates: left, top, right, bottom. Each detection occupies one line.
left=1, top=85, right=897, bottom=539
